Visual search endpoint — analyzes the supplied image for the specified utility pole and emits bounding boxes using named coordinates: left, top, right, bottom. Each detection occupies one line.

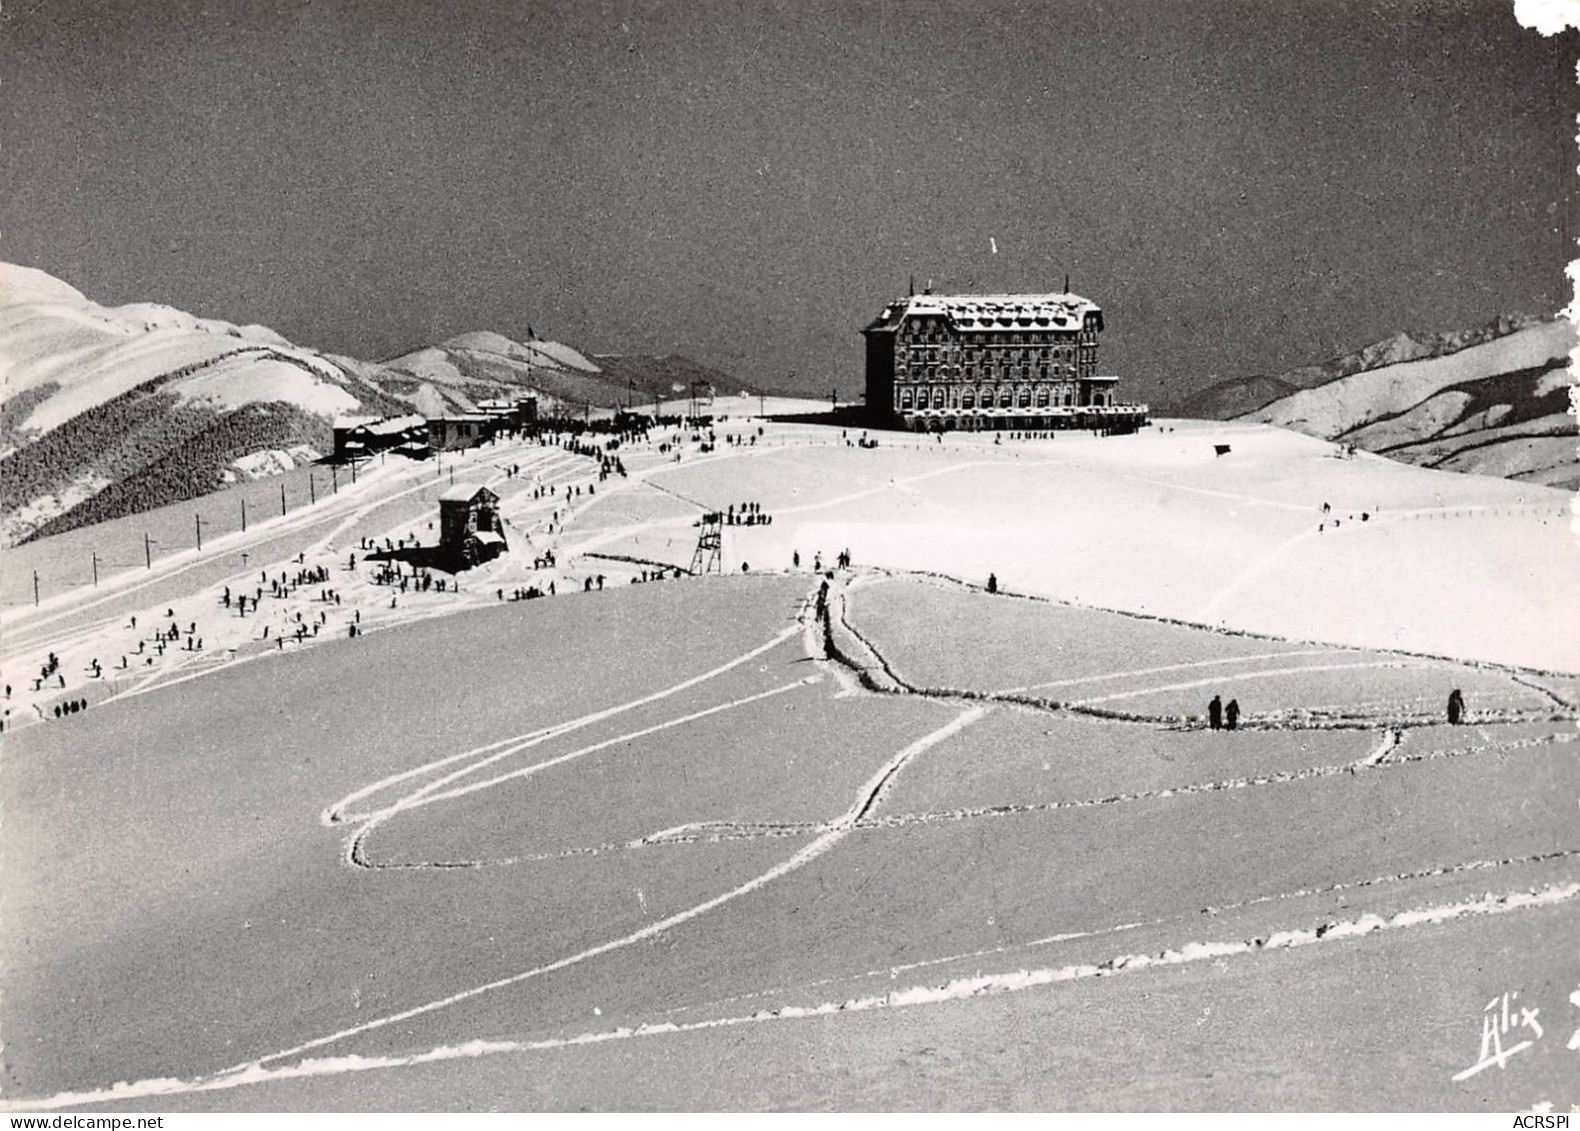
left=144, top=533, right=154, bottom=569
left=331, top=466, right=339, bottom=494
left=241, top=498, right=248, bottom=533
left=280, top=481, right=287, bottom=516
left=309, top=475, right=316, bottom=505
left=195, top=513, right=205, bottom=552
left=91, top=552, right=99, bottom=587
left=33, top=569, right=39, bottom=607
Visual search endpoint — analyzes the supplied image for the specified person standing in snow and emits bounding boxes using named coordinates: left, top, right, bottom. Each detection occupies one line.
left=986, top=573, right=998, bottom=594
left=1447, top=688, right=1465, bottom=725
left=1208, top=695, right=1223, bottom=731
left=1225, top=699, right=1240, bottom=731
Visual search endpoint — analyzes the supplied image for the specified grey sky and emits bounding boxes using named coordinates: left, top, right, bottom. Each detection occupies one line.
left=4, top=0, right=1573, bottom=404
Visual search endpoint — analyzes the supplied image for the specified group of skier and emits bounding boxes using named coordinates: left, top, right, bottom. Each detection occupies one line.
left=1206, top=688, right=1469, bottom=731
left=1206, top=694, right=1241, bottom=731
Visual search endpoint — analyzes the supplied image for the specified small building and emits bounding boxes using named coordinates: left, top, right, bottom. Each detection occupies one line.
left=333, top=413, right=428, bottom=460
left=438, top=484, right=507, bottom=567
left=427, top=414, right=491, bottom=451
left=332, top=415, right=378, bottom=460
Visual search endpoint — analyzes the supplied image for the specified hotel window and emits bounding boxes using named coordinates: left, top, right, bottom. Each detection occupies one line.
left=899, top=386, right=913, bottom=409
left=961, top=389, right=975, bottom=409
left=1036, top=387, right=1049, bottom=407
left=933, top=388, right=946, bottom=409
left=1018, top=387, right=1032, bottom=407
left=998, top=387, right=1013, bottom=408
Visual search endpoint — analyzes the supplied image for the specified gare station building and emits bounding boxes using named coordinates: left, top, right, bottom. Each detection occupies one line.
left=861, top=291, right=1149, bottom=432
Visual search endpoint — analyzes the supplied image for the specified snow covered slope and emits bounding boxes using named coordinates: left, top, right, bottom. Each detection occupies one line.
left=605, top=420, right=1578, bottom=672
left=0, top=263, right=408, bottom=543
left=0, top=263, right=355, bottom=443
left=1242, top=318, right=1576, bottom=489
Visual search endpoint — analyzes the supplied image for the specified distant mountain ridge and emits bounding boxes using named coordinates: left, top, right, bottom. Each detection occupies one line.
left=371, top=332, right=749, bottom=418
left=1210, top=314, right=1575, bottom=491
left=0, top=263, right=759, bottom=544
left=1171, top=313, right=1552, bottom=420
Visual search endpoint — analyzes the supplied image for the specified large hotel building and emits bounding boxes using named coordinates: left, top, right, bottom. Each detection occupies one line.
left=861, top=290, right=1149, bottom=432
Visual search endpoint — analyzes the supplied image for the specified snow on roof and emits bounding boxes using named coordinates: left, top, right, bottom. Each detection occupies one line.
left=439, top=484, right=497, bottom=503
left=471, top=531, right=506, bottom=546
left=430, top=413, right=489, bottom=423
left=334, top=415, right=378, bottom=430
left=866, top=292, right=1102, bottom=334
left=364, top=414, right=426, bottom=434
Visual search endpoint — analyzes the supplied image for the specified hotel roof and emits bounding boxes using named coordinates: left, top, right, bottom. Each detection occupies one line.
left=864, top=292, right=1102, bottom=334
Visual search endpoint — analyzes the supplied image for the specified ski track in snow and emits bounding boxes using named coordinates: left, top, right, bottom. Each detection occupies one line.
left=995, top=648, right=1349, bottom=694
left=217, top=692, right=989, bottom=1079
left=1066, top=661, right=1421, bottom=705
left=9, top=879, right=1575, bottom=1111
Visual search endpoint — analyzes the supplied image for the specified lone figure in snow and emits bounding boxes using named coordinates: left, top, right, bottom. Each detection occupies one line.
left=986, top=573, right=998, bottom=595
left=1208, top=695, right=1223, bottom=731
left=1447, top=688, right=1465, bottom=725
left=1225, top=699, right=1240, bottom=731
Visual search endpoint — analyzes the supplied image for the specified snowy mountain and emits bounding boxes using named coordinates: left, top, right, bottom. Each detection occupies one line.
left=0, top=264, right=752, bottom=543
left=0, top=263, right=392, bottom=544
left=1171, top=314, right=1554, bottom=420
left=373, top=334, right=748, bottom=419
left=1169, top=313, right=1575, bottom=490
left=1243, top=317, right=1575, bottom=490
